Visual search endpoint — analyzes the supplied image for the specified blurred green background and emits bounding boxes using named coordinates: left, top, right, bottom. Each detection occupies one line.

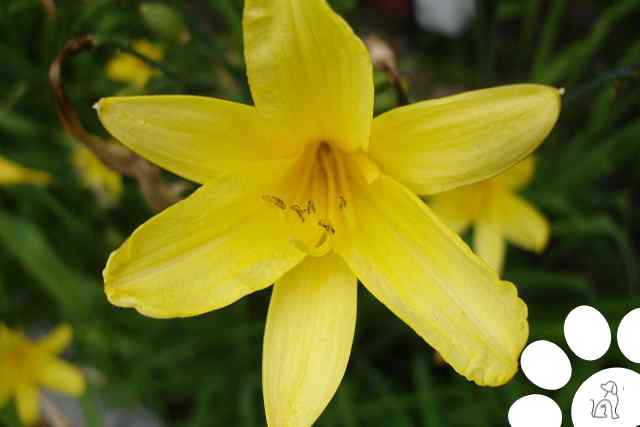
left=1, top=0, right=639, bottom=426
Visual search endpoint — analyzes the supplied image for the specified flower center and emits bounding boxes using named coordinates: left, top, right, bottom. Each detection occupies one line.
left=0, top=342, right=41, bottom=384
left=262, top=142, right=361, bottom=257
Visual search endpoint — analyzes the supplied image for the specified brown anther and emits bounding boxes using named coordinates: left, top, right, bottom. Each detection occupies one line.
left=338, top=196, right=347, bottom=209
left=290, top=204, right=306, bottom=222
left=262, top=195, right=286, bottom=210
left=306, top=200, right=316, bottom=214
left=318, top=220, right=336, bottom=235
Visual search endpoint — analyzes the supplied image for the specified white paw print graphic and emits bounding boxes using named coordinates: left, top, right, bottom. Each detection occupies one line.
left=509, top=306, right=640, bottom=427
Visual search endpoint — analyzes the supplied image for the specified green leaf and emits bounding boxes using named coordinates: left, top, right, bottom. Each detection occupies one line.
left=0, top=211, right=96, bottom=319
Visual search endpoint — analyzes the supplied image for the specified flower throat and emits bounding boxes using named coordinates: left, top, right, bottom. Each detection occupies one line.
left=262, top=142, right=356, bottom=257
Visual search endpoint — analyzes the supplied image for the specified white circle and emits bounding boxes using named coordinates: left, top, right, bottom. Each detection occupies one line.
left=508, top=394, right=562, bottom=427
left=520, top=340, right=572, bottom=390
left=617, top=308, right=640, bottom=363
left=564, top=305, right=611, bottom=361
left=571, top=367, right=640, bottom=426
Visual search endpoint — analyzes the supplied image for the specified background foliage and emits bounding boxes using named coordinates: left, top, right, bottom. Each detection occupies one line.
left=1, top=0, right=639, bottom=426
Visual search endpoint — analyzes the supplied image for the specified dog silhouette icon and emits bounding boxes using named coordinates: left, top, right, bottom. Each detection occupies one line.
left=590, top=380, right=620, bottom=419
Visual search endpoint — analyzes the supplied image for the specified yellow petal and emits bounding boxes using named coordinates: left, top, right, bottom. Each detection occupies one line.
left=474, top=206, right=506, bottom=273
left=16, top=384, right=39, bottom=426
left=106, top=54, right=153, bottom=88
left=106, top=40, right=162, bottom=88
left=104, top=172, right=305, bottom=318
left=95, top=96, right=295, bottom=184
left=369, top=84, right=561, bottom=195
left=263, top=254, right=356, bottom=427
left=132, top=40, right=163, bottom=61
left=0, top=323, right=22, bottom=351
left=497, top=157, right=536, bottom=191
left=428, top=185, right=483, bottom=234
left=0, top=157, right=51, bottom=186
left=38, top=359, right=85, bottom=397
left=36, top=324, right=72, bottom=355
left=336, top=174, right=528, bottom=386
left=0, top=322, right=11, bottom=343
left=499, top=193, right=549, bottom=253
left=72, top=144, right=123, bottom=206
left=243, top=0, right=373, bottom=152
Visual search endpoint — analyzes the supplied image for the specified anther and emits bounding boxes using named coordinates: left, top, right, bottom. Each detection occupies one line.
left=290, top=204, right=306, bottom=222
left=338, top=196, right=347, bottom=209
left=318, top=220, right=336, bottom=235
left=306, top=200, right=316, bottom=215
left=262, top=195, right=286, bottom=210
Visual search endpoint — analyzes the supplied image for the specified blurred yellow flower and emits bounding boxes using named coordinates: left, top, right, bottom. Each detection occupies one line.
left=106, top=40, right=163, bottom=88
left=431, top=157, right=550, bottom=273
left=71, top=144, right=123, bottom=207
left=0, top=324, right=85, bottom=426
left=0, top=156, right=50, bottom=186
left=95, top=1, right=560, bottom=425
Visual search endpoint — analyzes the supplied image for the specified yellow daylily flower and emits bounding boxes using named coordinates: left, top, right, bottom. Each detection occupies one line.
left=430, top=158, right=550, bottom=273
left=0, top=324, right=85, bottom=426
left=0, top=156, right=50, bottom=186
left=94, top=1, right=561, bottom=425
left=106, top=40, right=163, bottom=88
left=71, top=144, right=123, bottom=207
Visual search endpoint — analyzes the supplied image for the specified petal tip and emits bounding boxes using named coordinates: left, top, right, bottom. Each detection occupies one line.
left=93, top=98, right=112, bottom=115
left=103, top=289, right=174, bottom=319
left=469, top=280, right=529, bottom=387
left=94, top=97, right=125, bottom=121
left=542, top=84, right=563, bottom=115
left=533, top=230, right=550, bottom=254
left=68, top=373, right=87, bottom=397
left=54, top=324, right=73, bottom=344
left=103, top=250, right=139, bottom=310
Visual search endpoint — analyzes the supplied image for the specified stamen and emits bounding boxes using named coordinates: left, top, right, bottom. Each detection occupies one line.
left=292, top=144, right=318, bottom=202
left=310, top=160, right=323, bottom=210
left=262, top=195, right=286, bottom=210
left=306, top=200, right=316, bottom=215
left=318, top=220, right=336, bottom=235
left=334, top=152, right=355, bottom=227
left=338, top=196, right=347, bottom=210
left=289, top=204, right=306, bottom=222
left=319, top=146, right=338, bottom=223
left=313, top=232, right=329, bottom=250
left=265, top=142, right=361, bottom=257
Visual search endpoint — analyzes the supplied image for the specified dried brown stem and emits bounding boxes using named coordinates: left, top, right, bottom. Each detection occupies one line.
left=49, top=35, right=184, bottom=212
left=366, top=35, right=410, bottom=106
left=40, top=0, right=56, bottom=19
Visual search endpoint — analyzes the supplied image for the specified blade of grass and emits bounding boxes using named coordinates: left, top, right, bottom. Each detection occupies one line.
left=531, top=0, right=566, bottom=80
left=413, top=355, right=442, bottom=427
left=0, top=211, right=95, bottom=318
